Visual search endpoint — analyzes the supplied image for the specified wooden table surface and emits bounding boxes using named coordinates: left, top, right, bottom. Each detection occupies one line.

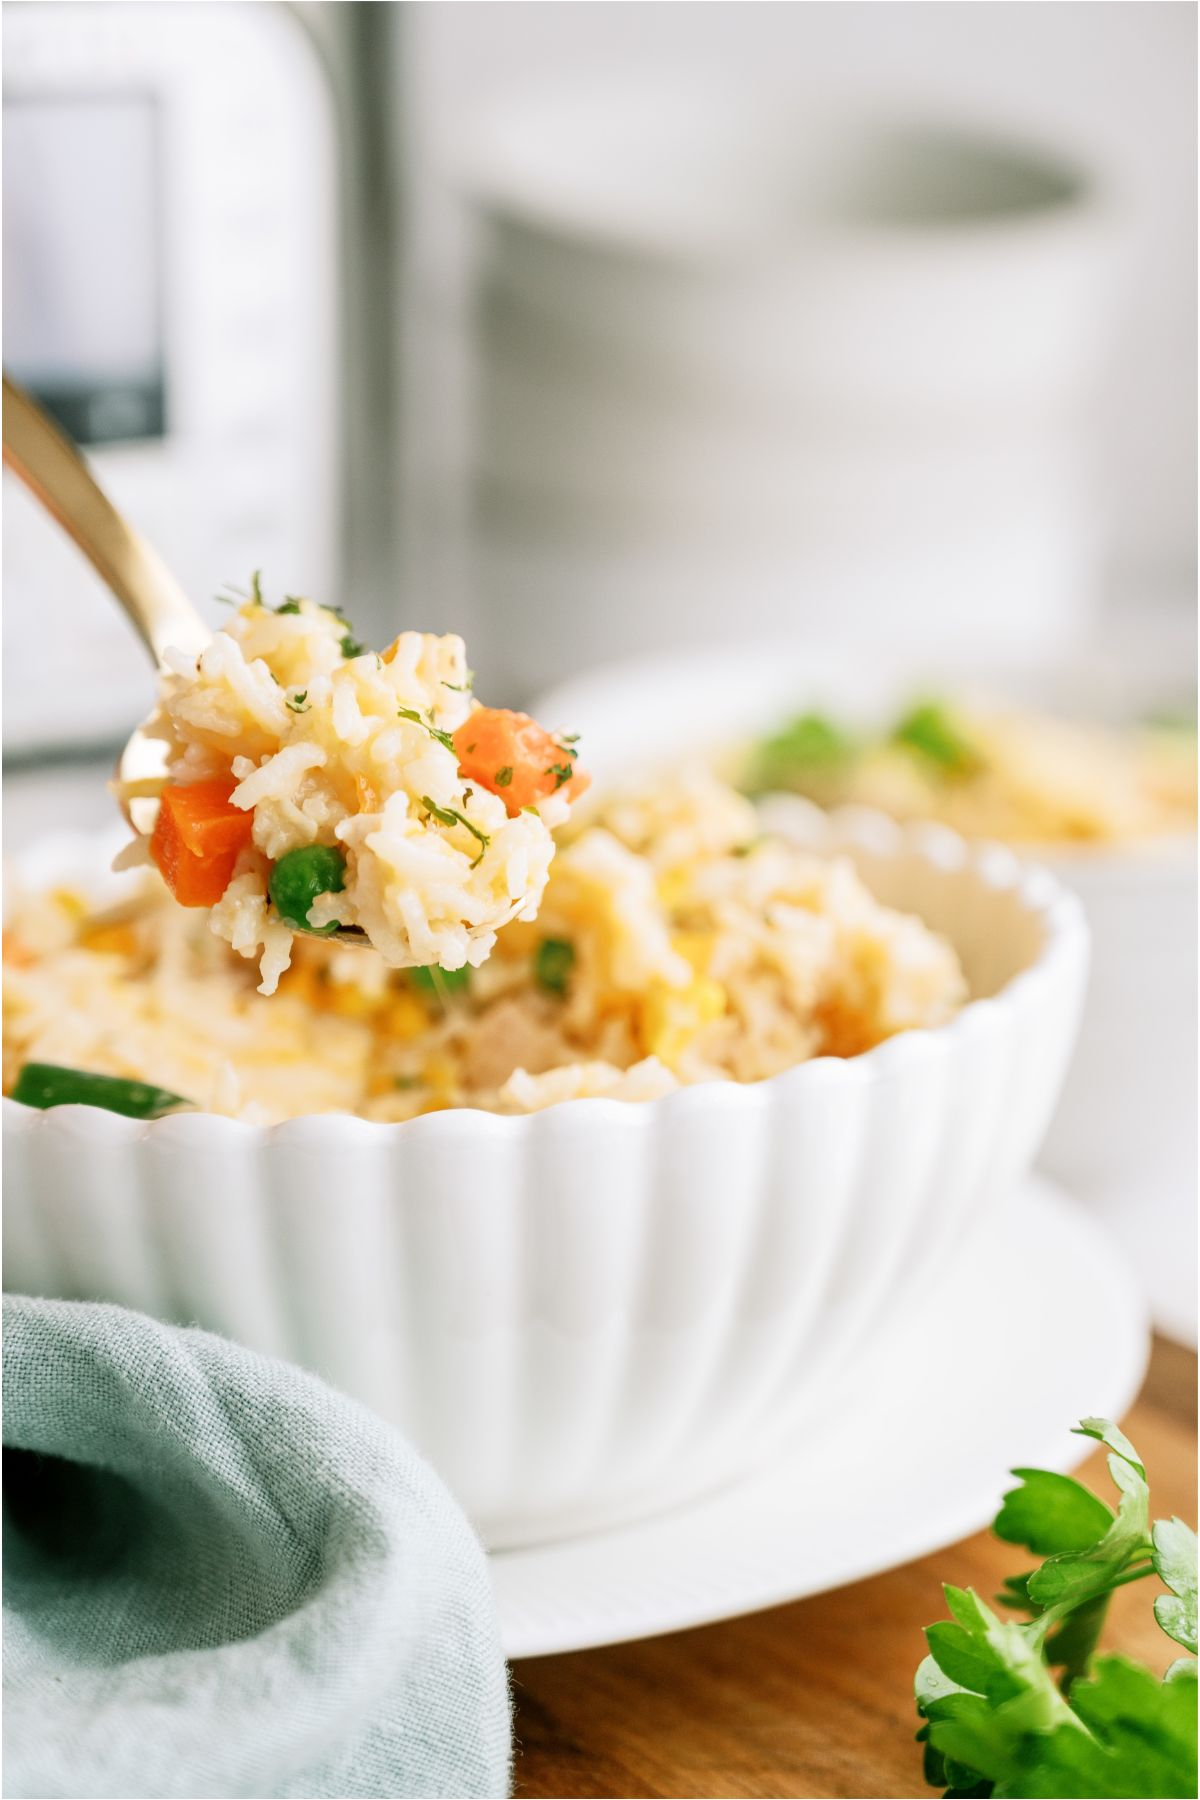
left=511, top=1337, right=1196, bottom=1800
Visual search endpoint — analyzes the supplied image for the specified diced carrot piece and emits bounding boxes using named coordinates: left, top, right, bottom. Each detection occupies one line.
left=3, top=929, right=35, bottom=968
left=150, top=779, right=254, bottom=907
left=452, top=709, right=589, bottom=817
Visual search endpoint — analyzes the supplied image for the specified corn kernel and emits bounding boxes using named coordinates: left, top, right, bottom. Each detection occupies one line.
left=78, top=923, right=139, bottom=959
left=380, top=991, right=429, bottom=1041
left=640, top=975, right=727, bottom=1065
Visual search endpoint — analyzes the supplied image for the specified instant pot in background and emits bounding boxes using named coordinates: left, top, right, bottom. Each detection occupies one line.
left=1, top=1, right=342, bottom=758
left=460, top=83, right=1128, bottom=704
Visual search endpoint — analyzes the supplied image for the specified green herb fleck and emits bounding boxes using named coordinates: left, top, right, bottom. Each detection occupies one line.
left=286, top=690, right=310, bottom=713
left=399, top=708, right=456, bottom=754
left=275, top=598, right=303, bottom=616
left=393, top=1073, right=422, bottom=1090
left=495, top=766, right=514, bottom=788
left=249, top=570, right=264, bottom=607
left=547, top=763, right=574, bottom=791
left=421, top=795, right=490, bottom=866
left=534, top=938, right=575, bottom=996
left=743, top=712, right=857, bottom=794
left=892, top=702, right=981, bottom=778
left=341, top=634, right=367, bottom=659
left=443, top=670, right=475, bottom=693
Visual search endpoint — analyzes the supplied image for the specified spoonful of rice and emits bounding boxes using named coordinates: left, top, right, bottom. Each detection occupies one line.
left=2, top=374, right=588, bottom=991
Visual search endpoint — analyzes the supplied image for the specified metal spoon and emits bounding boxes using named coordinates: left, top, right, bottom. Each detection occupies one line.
left=2, top=373, right=367, bottom=942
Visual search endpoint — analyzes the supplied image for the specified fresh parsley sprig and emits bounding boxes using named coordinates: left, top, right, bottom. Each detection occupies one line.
left=916, top=1419, right=1197, bottom=1798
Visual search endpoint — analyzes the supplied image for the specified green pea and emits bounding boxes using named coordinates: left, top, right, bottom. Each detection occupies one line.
left=11, top=1063, right=191, bottom=1118
left=534, top=938, right=575, bottom=995
left=268, top=844, right=347, bottom=934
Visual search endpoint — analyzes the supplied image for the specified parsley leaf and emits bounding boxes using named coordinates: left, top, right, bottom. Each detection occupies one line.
left=547, top=762, right=574, bottom=791
left=275, top=598, right=303, bottom=615
left=995, top=1469, right=1114, bottom=1559
left=286, top=690, right=310, bottom=713
left=341, top=633, right=367, bottom=659
left=916, top=1419, right=1197, bottom=1797
left=495, top=766, right=514, bottom=788
left=1153, top=1519, right=1198, bottom=1654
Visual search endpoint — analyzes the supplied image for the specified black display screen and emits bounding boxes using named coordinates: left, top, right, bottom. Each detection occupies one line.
left=3, top=92, right=166, bottom=444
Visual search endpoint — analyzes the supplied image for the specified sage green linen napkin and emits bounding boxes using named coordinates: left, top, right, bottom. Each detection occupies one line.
left=3, top=1295, right=511, bottom=1800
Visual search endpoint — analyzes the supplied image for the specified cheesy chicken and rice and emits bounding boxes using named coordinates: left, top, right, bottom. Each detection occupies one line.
left=118, top=591, right=588, bottom=994
left=4, top=772, right=966, bottom=1124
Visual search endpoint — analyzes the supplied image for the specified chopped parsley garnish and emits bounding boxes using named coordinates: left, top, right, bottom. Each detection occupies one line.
left=215, top=576, right=256, bottom=608
left=495, top=766, right=514, bottom=788
left=547, top=762, right=574, bottom=791
left=443, top=670, right=475, bottom=692
left=286, top=691, right=310, bottom=713
left=420, top=796, right=490, bottom=866
left=393, top=1073, right=422, bottom=1090
left=398, top=708, right=456, bottom=754
left=534, top=938, right=575, bottom=995
left=275, top=598, right=303, bottom=615
left=409, top=964, right=471, bottom=1000
left=249, top=570, right=264, bottom=606
left=341, top=633, right=367, bottom=659
left=892, top=702, right=982, bottom=777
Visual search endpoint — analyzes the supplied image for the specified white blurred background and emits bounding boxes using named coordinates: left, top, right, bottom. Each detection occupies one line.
left=401, top=1, right=1197, bottom=686
left=3, top=0, right=1196, bottom=743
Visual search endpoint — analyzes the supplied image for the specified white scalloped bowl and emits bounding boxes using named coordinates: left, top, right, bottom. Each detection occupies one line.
left=3, top=808, right=1087, bottom=1546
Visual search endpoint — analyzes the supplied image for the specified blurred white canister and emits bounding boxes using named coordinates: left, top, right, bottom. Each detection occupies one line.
left=461, top=83, right=1127, bottom=702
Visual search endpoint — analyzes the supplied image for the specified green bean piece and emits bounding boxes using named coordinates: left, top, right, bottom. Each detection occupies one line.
left=11, top=1063, right=192, bottom=1118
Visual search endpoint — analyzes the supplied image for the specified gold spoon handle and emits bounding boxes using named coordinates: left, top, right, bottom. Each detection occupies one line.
left=2, top=372, right=208, bottom=665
